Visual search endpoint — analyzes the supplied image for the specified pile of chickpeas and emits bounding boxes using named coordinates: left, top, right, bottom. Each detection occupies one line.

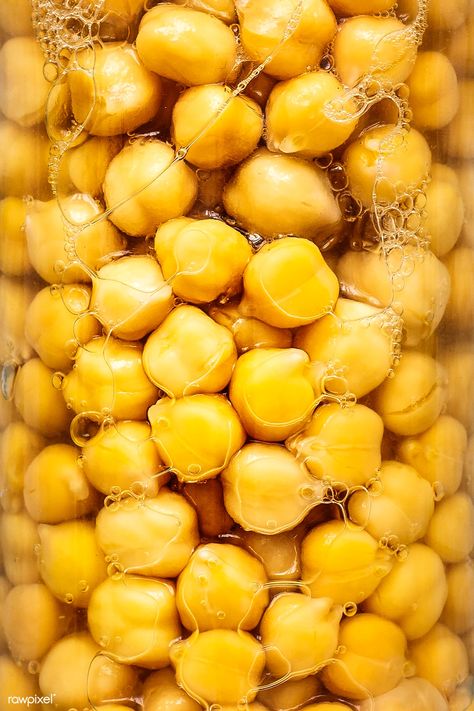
left=0, top=0, right=473, bottom=709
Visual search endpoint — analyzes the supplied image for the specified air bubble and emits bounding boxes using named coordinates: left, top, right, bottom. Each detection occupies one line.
left=52, top=371, right=65, bottom=390
left=432, top=481, right=445, bottom=502
left=27, top=661, right=40, bottom=675
left=343, top=601, right=358, bottom=617
left=64, top=593, right=74, bottom=604
left=187, top=463, right=202, bottom=476
left=216, top=610, right=226, bottom=620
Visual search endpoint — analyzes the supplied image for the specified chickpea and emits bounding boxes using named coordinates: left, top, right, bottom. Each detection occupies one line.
left=88, top=575, right=181, bottom=668
left=154, top=218, right=252, bottom=303
left=321, top=613, right=407, bottom=699
left=445, top=80, right=474, bottom=160
left=171, top=629, right=265, bottom=706
left=407, top=52, right=459, bottom=131
left=449, top=684, right=474, bottom=711
left=0, top=511, right=40, bottom=586
left=65, top=136, right=123, bottom=197
left=184, top=479, right=234, bottom=537
left=410, top=624, right=469, bottom=698
left=39, top=632, right=138, bottom=710
left=173, top=0, right=236, bottom=23
left=223, top=150, right=342, bottom=241
left=328, top=0, right=394, bottom=14
left=396, top=416, right=467, bottom=498
left=0, top=37, right=50, bottom=128
left=258, top=676, right=323, bottom=711
left=172, top=85, right=263, bottom=169
left=0, top=656, right=40, bottom=710
left=136, top=5, right=237, bottom=85
left=25, top=194, right=125, bottom=284
left=423, top=164, right=464, bottom=258
left=0, top=578, right=11, bottom=653
left=266, top=71, right=357, bottom=158
left=14, top=359, right=71, bottom=438
left=0, top=276, right=35, bottom=364
left=38, top=520, right=107, bottom=607
left=96, top=489, right=199, bottom=577
left=443, top=247, right=474, bottom=333
left=209, top=301, right=293, bottom=354
left=0, top=422, right=44, bottom=514
left=365, top=543, right=448, bottom=640
left=235, top=528, right=302, bottom=582
left=447, top=14, right=474, bottom=77
left=425, top=492, right=474, bottom=564
left=222, top=443, right=325, bottom=534
left=63, top=336, right=158, bottom=420
left=103, top=139, right=198, bottom=237
left=235, top=0, right=337, bottom=80
left=0, top=121, right=50, bottom=199
left=0, top=197, right=31, bottom=276
left=100, top=0, right=146, bottom=39
left=0, top=0, right=33, bottom=36
left=142, top=667, right=202, bottom=711
left=287, top=403, right=383, bottom=489
left=426, top=0, right=468, bottom=31
left=439, top=345, right=474, bottom=432
left=357, top=677, right=449, bottom=711
left=441, top=561, right=474, bottom=635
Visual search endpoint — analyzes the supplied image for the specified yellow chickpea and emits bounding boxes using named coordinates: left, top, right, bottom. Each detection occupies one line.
left=39, top=632, right=138, bottom=710
left=0, top=197, right=31, bottom=276
left=173, top=0, right=236, bottom=23
left=258, top=676, right=323, bottom=711
left=447, top=13, right=474, bottom=76
left=0, top=121, right=50, bottom=199
left=209, top=301, right=293, bottom=354
left=0, top=422, right=44, bottom=513
left=25, top=194, right=125, bottom=284
left=221, top=443, right=325, bottom=534
left=266, top=71, right=357, bottom=158
left=439, top=345, right=474, bottom=432
left=143, top=667, right=202, bottom=711
left=0, top=0, right=33, bottom=36
left=96, top=489, right=199, bottom=577
left=63, top=335, right=158, bottom=420
left=103, top=139, right=198, bottom=237
left=236, top=0, right=337, bottom=80
left=407, top=52, right=459, bottom=131
left=88, top=575, right=181, bottom=668
left=172, top=84, right=263, bottom=169
left=38, top=520, right=107, bottom=607
left=445, top=80, right=474, bottom=160
left=365, top=543, right=447, bottom=640
left=1, top=511, right=40, bottom=586
left=425, top=492, right=474, bottom=564
left=25, top=284, right=101, bottom=371
left=136, top=5, right=237, bottom=85
left=171, top=629, right=265, bottom=706
left=143, top=306, right=237, bottom=398
left=321, top=613, right=407, bottom=699
left=223, top=150, right=342, bottom=241
left=0, top=656, right=41, bottom=710
left=69, top=43, right=161, bottom=137
left=0, top=37, right=50, bottom=128
left=154, top=217, right=252, bottom=303
left=328, top=0, right=394, bottom=13
left=357, top=677, right=449, bottom=711
left=236, top=527, right=302, bottom=582
left=410, top=624, right=469, bottom=698
left=0, top=276, right=35, bottom=364
left=184, top=479, right=234, bottom=537
left=423, top=164, right=464, bottom=258
left=14, top=359, right=71, bottom=438
left=442, top=561, right=474, bottom=635
left=65, top=136, right=123, bottom=197
left=426, top=0, right=468, bottom=31
left=443, top=247, right=474, bottom=333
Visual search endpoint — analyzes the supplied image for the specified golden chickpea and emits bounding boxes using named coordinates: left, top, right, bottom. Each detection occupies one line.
left=410, top=624, right=469, bottom=698
left=88, top=575, right=181, bottom=668
left=184, top=479, right=234, bottom=537
left=14, top=359, right=71, bottom=438
left=266, top=71, right=357, bottom=158
left=63, top=336, right=158, bottom=420
left=258, top=676, right=323, bottom=711
left=0, top=37, right=50, bottom=128
left=136, top=5, right=237, bottom=85
left=24, top=443, right=98, bottom=524
left=143, top=667, right=202, bottom=711
left=442, top=561, right=474, bottom=635
left=445, top=80, right=474, bottom=160
left=38, top=520, right=107, bottom=607
left=425, top=492, right=474, bottom=564
left=443, top=247, right=474, bottom=333
left=0, top=197, right=31, bottom=276
left=439, top=345, right=474, bottom=432
left=357, top=677, right=448, bottom=711
left=287, top=403, right=383, bottom=489
left=0, top=422, right=44, bottom=514
left=65, top=136, right=123, bottom=198
left=171, top=629, right=265, bottom=706
left=396, top=416, right=467, bottom=498
left=321, top=613, right=407, bottom=699
left=0, top=121, right=50, bottom=199
left=261, top=593, right=342, bottom=679
left=177, top=542, right=268, bottom=631
left=25, top=194, right=125, bottom=284
left=238, top=526, right=305, bottom=582
left=25, top=284, right=100, bottom=371
left=222, top=443, right=324, bottom=534
left=407, top=52, right=459, bottom=131
left=0, top=0, right=33, bottom=36
left=0, top=656, right=40, bottom=710
left=149, top=394, right=246, bottom=482
left=423, top=164, right=464, bottom=258
left=447, top=14, right=474, bottom=77
left=0, top=276, right=35, bottom=364
left=103, top=139, right=198, bottom=237
left=1, top=511, right=40, bottom=586
left=223, top=150, right=342, bottom=241
left=143, top=306, right=237, bottom=398
left=426, top=0, right=468, bottom=31
left=96, top=489, right=199, bottom=577
left=209, top=301, right=293, bottom=354
left=39, top=632, right=138, bottom=710
left=173, top=0, right=236, bottom=23
left=236, top=0, right=337, bottom=80
left=365, top=543, right=447, bottom=640
left=154, top=217, right=252, bottom=303
left=328, top=0, right=394, bottom=13
left=172, top=85, right=263, bottom=169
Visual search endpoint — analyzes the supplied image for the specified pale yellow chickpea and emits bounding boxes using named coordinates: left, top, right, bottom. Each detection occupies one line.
left=328, top=0, right=394, bottom=14
left=148, top=394, right=246, bottom=482
left=321, top=613, right=407, bottom=700
left=209, top=301, right=293, bottom=354
left=39, top=632, right=138, bottom=711
left=439, top=345, right=474, bottom=432
left=266, top=71, right=357, bottom=158
left=236, top=527, right=302, bottom=582
left=96, top=488, right=199, bottom=577
left=447, top=13, right=474, bottom=77
left=407, top=52, right=459, bottom=131
left=136, top=5, right=237, bottom=85
left=103, top=139, right=198, bottom=237
left=357, top=677, right=449, bottom=711
left=143, top=306, right=237, bottom=398
left=88, top=574, right=181, bottom=668
left=425, top=492, right=474, bottom=564
left=63, top=335, right=158, bottom=420
left=38, top=520, right=107, bottom=607
left=258, top=676, right=323, bottom=711
left=0, top=37, right=50, bottom=128
left=236, top=0, right=337, bottom=80
left=1, top=511, right=40, bottom=585
left=65, top=136, right=123, bottom=197
left=143, top=667, right=202, bottom=711
left=442, top=561, right=474, bottom=635
left=24, top=443, right=98, bottom=524
left=154, top=217, right=252, bottom=303
left=0, top=197, right=31, bottom=276
left=287, top=403, right=383, bottom=489
left=172, top=84, right=263, bottom=169
left=443, top=247, right=474, bottom=333
left=221, top=443, right=325, bottom=534
left=445, top=80, right=474, bottom=160
left=25, top=284, right=101, bottom=371
left=0, top=656, right=41, bottom=711
left=0, top=276, right=35, bottom=364
left=223, top=149, right=342, bottom=241
left=173, top=0, right=236, bottom=23
left=410, top=624, right=469, bottom=698
left=184, top=479, right=234, bottom=537
left=14, top=358, right=71, bottom=438
left=0, top=0, right=33, bottom=36
left=0, top=121, right=50, bottom=199
left=25, top=193, right=125, bottom=284
left=423, top=164, right=464, bottom=258
left=396, top=415, right=467, bottom=498
left=0, top=422, right=44, bottom=513
left=171, top=629, right=265, bottom=706
left=365, top=543, right=447, bottom=640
